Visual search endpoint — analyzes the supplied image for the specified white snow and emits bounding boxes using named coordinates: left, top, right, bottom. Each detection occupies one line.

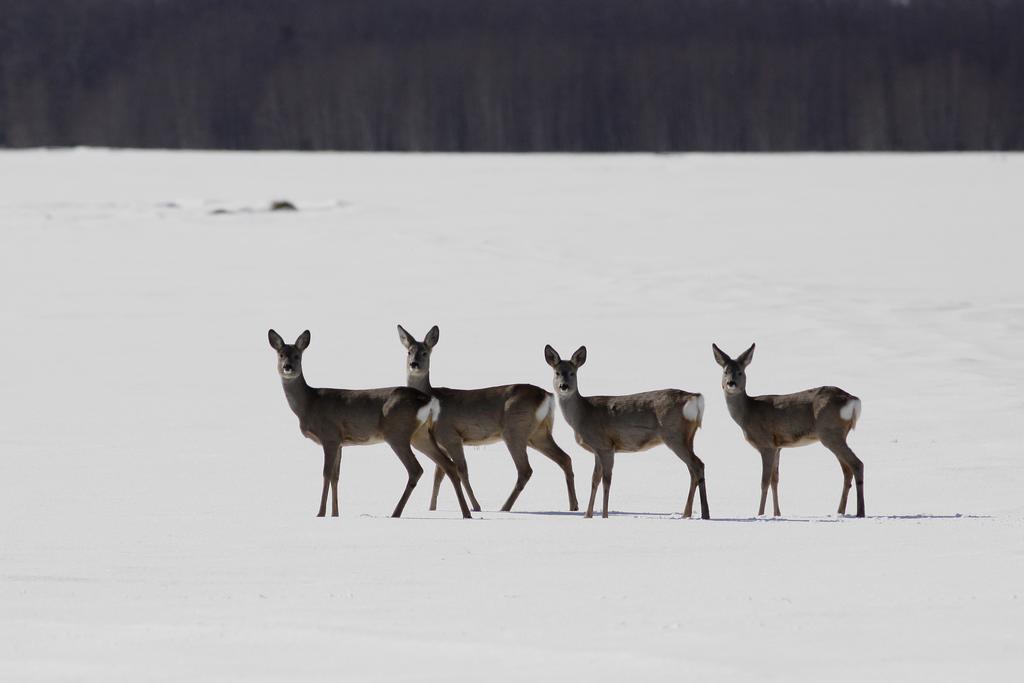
left=1, top=149, right=1023, bottom=681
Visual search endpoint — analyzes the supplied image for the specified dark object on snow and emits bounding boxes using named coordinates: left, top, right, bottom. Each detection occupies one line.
left=271, top=200, right=297, bottom=211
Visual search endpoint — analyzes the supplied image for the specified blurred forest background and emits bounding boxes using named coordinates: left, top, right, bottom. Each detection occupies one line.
left=1, top=0, right=1021, bottom=151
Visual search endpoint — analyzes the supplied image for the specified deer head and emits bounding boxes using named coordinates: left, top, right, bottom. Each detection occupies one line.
left=397, top=324, right=439, bottom=378
left=544, top=344, right=587, bottom=397
left=712, top=343, right=755, bottom=395
left=268, top=329, right=310, bottom=381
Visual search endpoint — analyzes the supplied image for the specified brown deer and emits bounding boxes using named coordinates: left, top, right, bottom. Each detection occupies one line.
left=398, top=325, right=578, bottom=513
left=268, top=329, right=471, bottom=519
left=712, top=343, right=864, bottom=517
left=543, top=345, right=709, bottom=519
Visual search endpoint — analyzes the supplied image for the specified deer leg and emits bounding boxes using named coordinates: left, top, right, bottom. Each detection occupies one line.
left=664, top=435, right=710, bottom=520
left=769, top=450, right=781, bottom=517
left=758, top=448, right=775, bottom=516
left=585, top=457, right=602, bottom=518
left=849, top=453, right=865, bottom=518
left=598, top=451, right=615, bottom=518
left=318, top=478, right=330, bottom=517
left=822, top=436, right=865, bottom=518
left=668, top=442, right=698, bottom=518
left=528, top=430, right=579, bottom=512
left=410, top=431, right=472, bottom=519
left=330, top=446, right=343, bottom=517
left=697, top=472, right=710, bottom=520
left=684, top=480, right=697, bottom=517
left=439, top=437, right=481, bottom=512
left=317, top=443, right=340, bottom=517
left=500, top=436, right=533, bottom=512
left=838, top=461, right=853, bottom=515
left=429, top=465, right=444, bottom=511
left=387, top=441, right=424, bottom=519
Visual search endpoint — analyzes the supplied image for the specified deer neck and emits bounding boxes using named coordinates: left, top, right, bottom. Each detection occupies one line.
left=282, top=374, right=315, bottom=419
left=724, top=389, right=754, bottom=424
left=407, top=371, right=433, bottom=395
left=555, top=389, right=590, bottom=431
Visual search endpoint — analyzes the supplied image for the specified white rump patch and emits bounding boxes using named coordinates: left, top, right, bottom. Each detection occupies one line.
left=417, top=397, right=442, bottom=425
left=535, top=395, right=554, bottom=422
left=683, top=394, right=705, bottom=426
left=839, top=398, right=861, bottom=427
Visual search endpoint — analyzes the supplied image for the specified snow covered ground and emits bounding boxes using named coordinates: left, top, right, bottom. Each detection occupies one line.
left=1, top=149, right=1022, bottom=681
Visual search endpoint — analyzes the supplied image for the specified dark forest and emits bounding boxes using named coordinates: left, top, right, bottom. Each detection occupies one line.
left=1, top=0, right=1021, bottom=151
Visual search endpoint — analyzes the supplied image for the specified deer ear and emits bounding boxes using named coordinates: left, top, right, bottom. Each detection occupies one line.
left=712, top=343, right=730, bottom=367
left=736, top=343, right=755, bottom=368
left=268, top=329, right=285, bottom=351
left=544, top=345, right=561, bottom=368
left=424, top=325, right=440, bottom=348
left=295, top=330, right=311, bottom=351
left=397, top=324, right=414, bottom=349
left=570, top=345, right=587, bottom=367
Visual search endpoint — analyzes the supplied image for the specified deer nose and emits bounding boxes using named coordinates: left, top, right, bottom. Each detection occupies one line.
left=410, top=362, right=420, bottom=370
left=726, top=380, right=736, bottom=388
left=283, top=364, right=294, bottom=373
left=559, top=383, right=569, bottom=391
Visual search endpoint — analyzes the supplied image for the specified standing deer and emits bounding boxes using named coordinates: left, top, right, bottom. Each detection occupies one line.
left=543, top=345, right=709, bottom=520
left=712, top=343, right=864, bottom=517
left=268, top=329, right=472, bottom=519
left=397, top=325, right=578, bottom=513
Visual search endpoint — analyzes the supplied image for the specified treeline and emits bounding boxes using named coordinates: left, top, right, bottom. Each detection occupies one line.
left=0, top=0, right=1021, bottom=151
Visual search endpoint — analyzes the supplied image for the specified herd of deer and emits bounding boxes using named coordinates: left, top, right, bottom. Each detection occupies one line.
left=267, top=325, right=865, bottom=521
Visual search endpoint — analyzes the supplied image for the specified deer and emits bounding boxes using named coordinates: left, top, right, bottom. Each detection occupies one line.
left=711, top=343, right=864, bottom=518
left=268, top=329, right=472, bottom=519
left=543, top=345, right=709, bottom=520
left=397, top=325, right=578, bottom=513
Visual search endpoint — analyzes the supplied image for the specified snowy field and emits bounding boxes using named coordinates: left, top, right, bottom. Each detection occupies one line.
left=1, top=149, right=1023, bottom=681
